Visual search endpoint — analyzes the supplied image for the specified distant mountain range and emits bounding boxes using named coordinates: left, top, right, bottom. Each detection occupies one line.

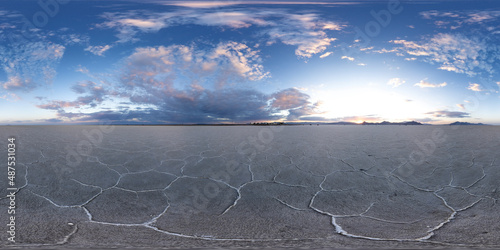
left=448, top=121, right=486, bottom=126
left=249, top=121, right=488, bottom=126
left=360, top=121, right=423, bottom=125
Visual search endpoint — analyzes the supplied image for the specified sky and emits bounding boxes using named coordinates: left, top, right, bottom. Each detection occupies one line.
left=1, top=0, right=500, bottom=125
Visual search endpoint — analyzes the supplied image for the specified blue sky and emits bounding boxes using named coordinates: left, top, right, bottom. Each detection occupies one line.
left=1, top=0, right=500, bottom=124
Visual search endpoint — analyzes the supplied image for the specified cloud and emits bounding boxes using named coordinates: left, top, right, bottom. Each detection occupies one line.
left=270, top=88, right=322, bottom=120
left=191, top=11, right=269, bottom=28
left=0, top=92, right=20, bottom=102
left=85, top=45, right=113, bottom=56
left=38, top=43, right=320, bottom=123
left=98, top=9, right=343, bottom=58
left=122, top=42, right=268, bottom=91
left=0, top=42, right=65, bottom=92
left=414, top=79, right=447, bottom=88
left=387, top=78, right=405, bottom=88
left=162, top=1, right=348, bottom=8
left=467, top=83, right=482, bottom=92
left=391, top=33, right=499, bottom=76
left=426, top=110, right=470, bottom=118
left=341, top=55, right=354, bottom=61
left=37, top=81, right=109, bottom=111
left=210, top=42, right=269, bottom=81
left=1, top=76, right=37, bottom=91
left=420, top=10, right=500, bottom=29
left=41, top=86, right=319, bottom=124
left=456, top=104, right=465, bottom=110
left=164, top=1, right=241, bottom=8
left=319, top=51, right=333, bottom=58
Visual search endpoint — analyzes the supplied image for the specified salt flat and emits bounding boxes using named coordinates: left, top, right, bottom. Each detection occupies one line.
left=0, top=125, right=499, bottom=249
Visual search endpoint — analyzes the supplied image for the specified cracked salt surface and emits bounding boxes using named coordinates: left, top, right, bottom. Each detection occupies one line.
left=1, top=125, right=500, bottom=248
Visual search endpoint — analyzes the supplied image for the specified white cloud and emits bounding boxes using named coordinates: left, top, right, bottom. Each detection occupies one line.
left=420, top=10, right=500, bottom=27
left=262, top=13, right=342, bottom=58
left=85, top=45, right=113, bottom=56
left=414, top=80, right=447, bottom=88
left=387, top=78, right=405, bottom=88
left=456, top=103, right=465, bottom=110
left=319, top=51, right=333, bottom=58
left=391, top=33, right=498, bottom=76
left=163, top=1, right=348, bottom=8
left=0, top=42, right=65, bottom=92
left=357, top=63, right=366, bottom=66
left=99, top=10, right=343, bottom=58
left=341, top=56, right=354, bottom=61
left=123, top=42, right=268, bottom=90
left=210, top=41, right=269, bottom=81
left=467, top=83, right=482, bottom=92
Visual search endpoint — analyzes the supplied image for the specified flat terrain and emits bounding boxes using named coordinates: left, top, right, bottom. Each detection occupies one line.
left=1, top=125, right=499, bottom=249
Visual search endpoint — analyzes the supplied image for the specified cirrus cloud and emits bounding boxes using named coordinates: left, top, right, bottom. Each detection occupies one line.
left=98, top=9, right=343, bottom=58
left=414, top=79, right=447, bottom=88
left=390, top=33, right=499, bottom=76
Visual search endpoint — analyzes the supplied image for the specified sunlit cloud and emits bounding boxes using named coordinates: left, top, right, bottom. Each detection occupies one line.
left=391, top=33, right=498, bottom=76
left=341, top=55, right=354, bottom=61
left=414, top=80, right=447, bottom=88
left=319, top=51, right=333, bottom=58
left=467, top=83, right=483, bottom=92
left=98, top=10, right=343, bottom=58
left=387, top=78, right=405, bottom=88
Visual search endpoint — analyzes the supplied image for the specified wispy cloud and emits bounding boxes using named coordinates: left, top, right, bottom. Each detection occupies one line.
left=0, top=42, right=65, bottom=92
left=162, top=1, right=350, bottom=8
left=98, top=9, right=343, bottom=58
left=85, top=45, right=113, bottom=56
left=391, top=33, right=498, bottom=76
left=319, top=51, right=333, bottom=58
left=467, top=83, right=483, bottom=92
left=387, top=78, right=405, bottom=88
left=0, top=92, right=20, bottom=102
left=341, top=55, right=354, bottom=61
left=426, top=110, right=470, bottom=118
left=420, top=10, right=500, bottom=29
left=414, top=79, right=447, bottom=88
